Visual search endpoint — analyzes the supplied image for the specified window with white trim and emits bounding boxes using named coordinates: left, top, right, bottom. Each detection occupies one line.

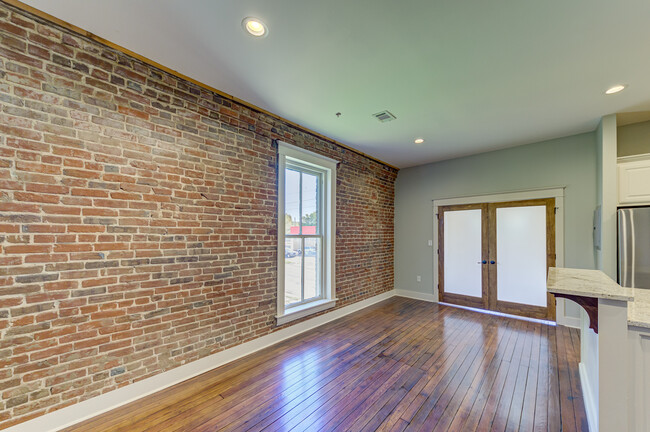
left=277, top=141, right=337, bottom=325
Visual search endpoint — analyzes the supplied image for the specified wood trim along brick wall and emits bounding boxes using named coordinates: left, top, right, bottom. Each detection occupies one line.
left=1, top=0, right=399, bottom=171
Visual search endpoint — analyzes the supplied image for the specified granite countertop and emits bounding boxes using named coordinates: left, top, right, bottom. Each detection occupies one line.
left=628, top=288, right=650, bottom=329
left=547, top=267, right=650, bottom=329
left=547, top=267, right=635, bottom=302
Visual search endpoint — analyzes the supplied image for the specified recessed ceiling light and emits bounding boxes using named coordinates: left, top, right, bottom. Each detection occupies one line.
left=605, top=84, right=627, bottom=95
left=414, top=138, right=425, bottom=144
left=242, top=17, right=268, bottom=37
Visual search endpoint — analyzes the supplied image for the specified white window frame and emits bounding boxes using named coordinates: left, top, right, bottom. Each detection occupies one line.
left=276, top=141, right=338, bottom=325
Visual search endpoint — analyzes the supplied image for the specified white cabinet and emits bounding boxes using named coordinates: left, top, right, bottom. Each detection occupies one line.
left=618, top=154, right=650, bottom=205
left=627, top=326, right=650, bottom=431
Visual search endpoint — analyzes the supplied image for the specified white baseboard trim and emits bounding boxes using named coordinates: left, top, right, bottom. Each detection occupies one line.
left=579, top=362, right=598, bottom=432
left=555, top=298, right=581, bottom=329
left=7, top=290, right=396, bottom=432
left=557, top=315, right=581, bottom=329
left=394, top=289, right=437, bottom=302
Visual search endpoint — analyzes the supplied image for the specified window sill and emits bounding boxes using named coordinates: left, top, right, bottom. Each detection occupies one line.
left=276, top=298, right=337, bottom=326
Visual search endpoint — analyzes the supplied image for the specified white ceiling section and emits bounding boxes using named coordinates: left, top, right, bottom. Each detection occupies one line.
left=20, top=0, right=650, bottom=168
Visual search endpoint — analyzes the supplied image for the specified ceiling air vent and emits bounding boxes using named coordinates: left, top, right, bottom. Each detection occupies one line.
left=372, top=110, right=397, bottom=123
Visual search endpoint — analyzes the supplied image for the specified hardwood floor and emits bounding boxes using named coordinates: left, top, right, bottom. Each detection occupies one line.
left=63, top=297, right=588, bottom=432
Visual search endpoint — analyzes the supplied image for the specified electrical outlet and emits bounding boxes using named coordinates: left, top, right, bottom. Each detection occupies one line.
left=416, top=275, right=421, bottom=282
left=428, top=240, right=433, bottom=247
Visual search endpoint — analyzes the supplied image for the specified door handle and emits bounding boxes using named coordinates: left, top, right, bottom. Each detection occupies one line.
left=490, top=260, right=495, bottom=264
left=477, top=260, right=487, bottom=264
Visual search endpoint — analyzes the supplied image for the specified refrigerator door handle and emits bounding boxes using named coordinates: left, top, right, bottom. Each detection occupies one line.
left=618, top=209, right=634, bottom=288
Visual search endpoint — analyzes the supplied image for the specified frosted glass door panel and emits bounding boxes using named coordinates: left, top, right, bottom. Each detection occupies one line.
left=444, top=209, right=482, bottom=298
left=496, top=206, right=547, bottom=306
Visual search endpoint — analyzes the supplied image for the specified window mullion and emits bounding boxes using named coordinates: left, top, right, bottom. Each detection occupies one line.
left=318, top=172, right=322, bottom=236
left=299, top=172, right=304, bottom=302
left=299, top=172, right=302, bottom=235
left=319, top=173, right=324, bottom=299
left=300, top=237, right=305, bottom=302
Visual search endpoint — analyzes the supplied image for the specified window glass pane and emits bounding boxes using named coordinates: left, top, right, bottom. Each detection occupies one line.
left=284, top=238, right=302, bottom=305
left=496, top=206, right=547, bottom=306
left=285, top=169, right=300, bottom=235
left=303, top=237, right=321, bottom=300
left=443, top=209, right=483, bottom=297
left=301, top=172, right=319, bottom=235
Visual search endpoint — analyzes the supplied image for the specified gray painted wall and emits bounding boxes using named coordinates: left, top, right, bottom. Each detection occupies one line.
left=395, top=132, right=598, bottom=309
left=616, top=121, right=650, bottom=157
left=617, top=120, right=650, bottom=157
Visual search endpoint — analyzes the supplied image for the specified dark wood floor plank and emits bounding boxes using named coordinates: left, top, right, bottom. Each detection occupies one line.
left=165, top=305, right=425, bottom=432
left=472, top=319, right=527, bottom=431
left=259, top=357, right=394, bottom=432
left=430, top=314, right=515, bottom=432
left=316, top=364, right=417, bottom=432
left=567, top=328, right=588, bottom=431
left=218, top=333, right=407, bottom=431
left=556, top=326, right=578, bottom=432
left=402, top=314, right=495, bottom=431
left=533, top=324, right=549, bottom=432
left=400, top=316, right=488, bottom=429
left=238, top=358, right=392, bottom=432
left=385, top=305, right=453, bottom=365
left=193, top=346, right=387, bottom=431
left=518, top=320, right=541, bottom=432
left=358, top=368, right=424, bottom=432
left=444, top=318, right=519, bottom=432
left=218, top=341, right=395, bottom=431
left=61, top=298, right=587, bottom=432
left=420, top=319, right=505, bottom=430
left=547, top=323, right=562, bottom=432
left=135, top=339, right=361, bottom=432
left=326, top=365, right=423, bottom=432
left=235, top=328, right=412, bottom=430
left=374, top=368, right=432, bottom=432
left=504, top=321, right=537, bottom=432
left=490, top=321, right=534, bottom=432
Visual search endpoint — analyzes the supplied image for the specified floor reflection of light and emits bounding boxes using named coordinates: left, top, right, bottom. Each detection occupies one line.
left=279, top=346, right=326, bottom=394
left=263, top=345, right=334, bottom=426
left=443, top=314, right=485, bottom=348
left=439, top=302, right=557, bottom=326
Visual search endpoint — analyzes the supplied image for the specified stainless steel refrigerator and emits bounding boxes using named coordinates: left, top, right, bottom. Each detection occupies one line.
left=618, top=206, right=650, bottom=289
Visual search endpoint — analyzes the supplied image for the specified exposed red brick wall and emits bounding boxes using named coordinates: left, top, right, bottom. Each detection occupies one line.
left=0, top=3, right=397, bottom=429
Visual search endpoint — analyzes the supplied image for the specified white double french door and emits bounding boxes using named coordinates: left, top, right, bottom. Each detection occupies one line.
left=438, top=199, right=556, bottom=320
